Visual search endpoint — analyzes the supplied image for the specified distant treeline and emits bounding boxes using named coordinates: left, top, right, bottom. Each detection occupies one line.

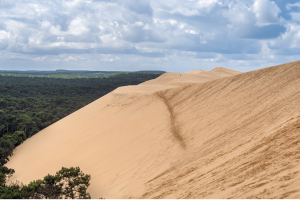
left=0, top=70, right=165, bottom=79
left=0, top=71, right=163, bottom=198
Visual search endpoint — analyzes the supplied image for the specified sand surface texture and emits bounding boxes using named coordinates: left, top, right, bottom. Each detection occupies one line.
left=6, top=61, right=300, bottom=198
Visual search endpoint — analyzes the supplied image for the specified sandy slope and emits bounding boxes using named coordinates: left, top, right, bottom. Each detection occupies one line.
left=5, top=62, right=300, bottom=198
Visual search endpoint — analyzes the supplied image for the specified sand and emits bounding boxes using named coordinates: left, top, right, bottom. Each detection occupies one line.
left=5, top=62, right=300, bottom=198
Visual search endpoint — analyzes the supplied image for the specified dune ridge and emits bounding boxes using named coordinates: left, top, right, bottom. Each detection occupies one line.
left=6, top=61, right=300, bottom=198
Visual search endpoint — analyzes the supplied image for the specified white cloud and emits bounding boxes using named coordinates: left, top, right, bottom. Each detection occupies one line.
left=0, top=0, right=298, bottom=72
left=196, top=0, right=221, bottom=10
left=134, top=21, right=144, bottom=27
left=253, top=0, right=281, bottom=26
left=100, top=54, right=120, bottom=62
left=65, top=56, right=77, bottom=61
left=32, top=56, right=47, bottom=61
left=185, top=30, right=198, bottom=34
left=0, top=30, right=9, bottom=40
left=68, top=18, right=89, bottom=36
left=268, top=24, right=300, bottom=50
left=287, top=2, right=300, bottom=10
left=168, top=19, right=177, bottom=26
left=41, top=21, right=51, bottom=29
left=222, top=2, right=254, bottom=24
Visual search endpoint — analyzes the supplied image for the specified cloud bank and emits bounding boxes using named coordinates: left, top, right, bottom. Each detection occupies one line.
left=0, top=0, right=300, bottom=72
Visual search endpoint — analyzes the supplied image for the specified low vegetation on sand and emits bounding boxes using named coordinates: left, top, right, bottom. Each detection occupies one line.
left=0, top=166, right=91, bottom=199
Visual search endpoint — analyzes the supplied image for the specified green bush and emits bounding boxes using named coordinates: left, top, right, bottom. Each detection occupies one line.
left=0, top=166, right=91, bottom=199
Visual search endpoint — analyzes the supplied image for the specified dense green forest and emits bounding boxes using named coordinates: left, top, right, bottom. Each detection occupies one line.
left=0, top=71, right=163, bottom=198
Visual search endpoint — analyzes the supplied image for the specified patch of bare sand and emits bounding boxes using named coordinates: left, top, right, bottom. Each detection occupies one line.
left=185, top=69, right=209, bottom=74
left=5, top=62, right=300, bottom=198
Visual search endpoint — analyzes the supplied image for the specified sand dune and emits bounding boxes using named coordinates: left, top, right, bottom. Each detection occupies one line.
left=211, top=66, right=242, bottom=76
left=186, top=67, right=241, bottom=77
left=5, top=62, right=300, bottom=198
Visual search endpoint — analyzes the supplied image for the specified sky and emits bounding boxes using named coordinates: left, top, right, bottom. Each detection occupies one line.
left=0, top=0, right=300, bottom=72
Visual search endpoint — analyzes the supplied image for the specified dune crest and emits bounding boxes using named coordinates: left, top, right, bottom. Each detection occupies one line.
left=6, top=62, right=300, bottom=198
left=117, top=67, right=239, bottom=94
left=211, top=66, right=242, bottom=76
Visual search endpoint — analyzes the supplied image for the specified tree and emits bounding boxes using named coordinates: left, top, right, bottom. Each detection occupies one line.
left=39, top=174, right=63, bottom=199
left=0, top=172, right=5, bottom=186
left=0, top=110, right=4, bottom=127
left=0, top=138, right=15, bottom=165
left=20, top=179, right=43, bottom=199
left=21, top=179, right=45, bottom=200
left=0, top=184, right=22, bottom=199
left=77, top=185, right=91, bottom=199
left=57, top=167, right=91, bottom=199
left=0, top=125, right=5, bottom=135
left=0, top=166, right=15, bottom=185
left=27, top=167, right=91, bottom=199
left=17, top=114, right=35, bottom=137
left=13, top=131, right=26, bottom=146
left=2, top=114, right=14, bottom=134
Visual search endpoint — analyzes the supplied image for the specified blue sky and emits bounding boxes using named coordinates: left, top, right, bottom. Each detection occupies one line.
left=0, top=0, right=300, bottom=72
